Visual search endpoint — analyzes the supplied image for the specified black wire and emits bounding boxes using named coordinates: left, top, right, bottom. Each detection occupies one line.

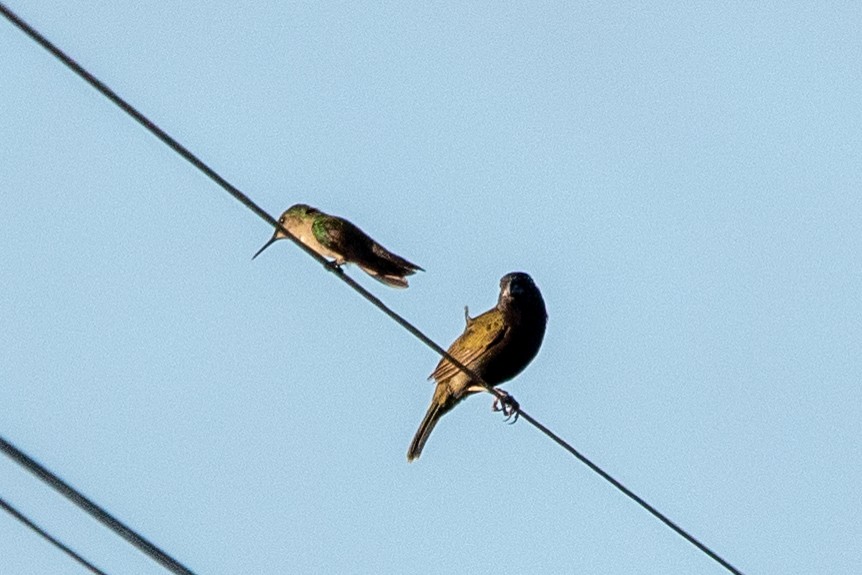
left=0, top=436, right=196, bottom=575
left=515, top=413, right=745, bottom=574
left=0, top=1, right=508, bottom=408
left=0, top=495, right=110, bottom=575
left=0, top=4, right=745, bottom=575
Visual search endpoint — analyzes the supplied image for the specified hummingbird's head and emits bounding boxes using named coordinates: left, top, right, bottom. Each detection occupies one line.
left=284, top=203, right=320, bottom=223
left=252, top=204, right=320, bottom=260
left=498, top=272, right=546, bottom=317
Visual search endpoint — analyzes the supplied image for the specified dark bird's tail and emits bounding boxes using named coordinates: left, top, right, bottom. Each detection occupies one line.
left=407, top=402, right=442, bottom=461
left=407, top=385, right=456, bottom=461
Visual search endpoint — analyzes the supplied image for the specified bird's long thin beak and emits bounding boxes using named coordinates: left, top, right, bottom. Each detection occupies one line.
left=252, top=234, right=279, bottom=260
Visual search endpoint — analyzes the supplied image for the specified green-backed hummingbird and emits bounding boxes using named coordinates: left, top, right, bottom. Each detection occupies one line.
left=253, top=204, right=424, bottom=288
left=407, top=272, right=547, bottom=461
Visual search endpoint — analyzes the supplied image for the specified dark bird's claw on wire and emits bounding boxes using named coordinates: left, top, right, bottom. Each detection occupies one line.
left=492, top=390, right=520, bottom=424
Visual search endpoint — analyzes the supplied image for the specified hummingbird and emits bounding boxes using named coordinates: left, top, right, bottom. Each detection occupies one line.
left=253, top=204, right=424, bottom=288
left=407, top=272, right=547, bottom=461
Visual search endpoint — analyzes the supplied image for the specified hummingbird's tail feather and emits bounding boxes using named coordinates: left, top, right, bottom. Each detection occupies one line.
left=346, top=241, right=423, bottom=287
left=371, top=243, right=424, bottom=273
left=407, top=386, right=456, bottom=461
left=359, top=265, right=410, bottom=288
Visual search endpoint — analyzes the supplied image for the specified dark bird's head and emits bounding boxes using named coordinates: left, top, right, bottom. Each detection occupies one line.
left=498, top=272, right=547, bottom=320
left=498, top=271, right=539, bottom=302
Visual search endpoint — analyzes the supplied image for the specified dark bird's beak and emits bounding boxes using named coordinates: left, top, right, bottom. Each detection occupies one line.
left=252, top=234, right=279, bottom=260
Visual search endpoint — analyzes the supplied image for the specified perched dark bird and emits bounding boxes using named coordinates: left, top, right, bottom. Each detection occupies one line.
left=253, top=203, right=424, bottom=288
left=407, top=272, right=547, bottom=461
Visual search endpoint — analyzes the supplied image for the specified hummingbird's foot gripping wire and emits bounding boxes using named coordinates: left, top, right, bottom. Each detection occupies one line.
left=326, top=260, right=345, bottom=275
left=492, top=390, right=520, bottom=424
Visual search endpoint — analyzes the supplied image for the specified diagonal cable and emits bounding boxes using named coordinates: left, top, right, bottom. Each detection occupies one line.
left=0, top=4, right=745, bottom=574
left=0, top=436, right=196, bottom=575
left=0, top=495, right=110, bottom=575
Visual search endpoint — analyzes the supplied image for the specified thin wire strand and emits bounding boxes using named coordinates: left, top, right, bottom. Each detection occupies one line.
left=0, top=4, right=745, bottom=575
left=0, top=495, right=110, bottom=575
left=0, top=436, right=196, bottom=575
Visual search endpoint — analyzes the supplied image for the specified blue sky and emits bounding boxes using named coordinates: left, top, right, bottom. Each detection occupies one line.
left=2, top=2, right=860, bottom=574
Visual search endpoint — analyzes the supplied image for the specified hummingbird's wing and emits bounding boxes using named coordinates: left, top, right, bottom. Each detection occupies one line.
left=312, top=216, right=423, bottom=285
left=309, top=215, right=352, bottom=251
left=429, top=308, right=507, bottom=382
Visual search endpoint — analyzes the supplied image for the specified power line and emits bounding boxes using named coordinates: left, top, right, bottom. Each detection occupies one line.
left=0, top=495, right=110, bottom=575
left=0, top=4, right=745, bottom=575
left=0, top=436, right=197, bottom=575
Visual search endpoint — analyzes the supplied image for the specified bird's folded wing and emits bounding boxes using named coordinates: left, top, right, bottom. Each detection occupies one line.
left=429, top=311, right=507, bottom=382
